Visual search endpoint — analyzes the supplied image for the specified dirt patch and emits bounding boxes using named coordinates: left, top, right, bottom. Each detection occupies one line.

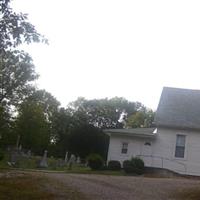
left=171, top=187, right=200, bottom=200
left=0, top=171, right=88, bottom=200
left=44, top=173, right=200, bottom=200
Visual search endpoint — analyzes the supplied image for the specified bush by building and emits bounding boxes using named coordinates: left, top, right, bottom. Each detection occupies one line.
left=87, top=153, right=104, bottom=170
left=123, top=157, right=144, bottom=175
left=108, top=160, right=121, bottom=170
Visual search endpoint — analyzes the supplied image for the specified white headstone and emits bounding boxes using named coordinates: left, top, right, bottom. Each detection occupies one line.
left=64, top=151, right=68, bottom=163
left=39, top=150, right=48, bottom=168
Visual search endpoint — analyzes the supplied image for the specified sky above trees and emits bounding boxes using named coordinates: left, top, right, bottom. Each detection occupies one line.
left=11, top=0, right=200, bottom=110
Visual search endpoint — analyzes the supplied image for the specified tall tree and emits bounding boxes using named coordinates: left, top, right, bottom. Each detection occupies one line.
left=0, top=51, right=38, bottom=105
left=67, top=124, right=109, bottom=159
left=0, top=0, right=47, bottom=148
left=0, top=0, right=47, bottom=106
left=15, top=90, right=60, bottom=154
left=50, top=108, right=72, bottom=157
left=16, top=100, right=50, bottom=154
left=26, top=89, right=60, bottom=122
left=0, top=104, right=14, bottom=147
left=126, top=109, right=155, bottom=128
left=0, top=0, right=46, bottom=52
left=69, top=97, right=144, bottom=128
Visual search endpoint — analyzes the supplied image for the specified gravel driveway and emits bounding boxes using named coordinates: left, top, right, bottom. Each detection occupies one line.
left=44, top=173, right=200, bottom=200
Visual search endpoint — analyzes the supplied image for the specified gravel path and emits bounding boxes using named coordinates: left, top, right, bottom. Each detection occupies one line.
left=44, top=173, right=200, bottom=200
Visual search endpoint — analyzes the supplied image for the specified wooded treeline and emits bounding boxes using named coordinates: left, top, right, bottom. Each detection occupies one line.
left=0, top=0, right=155, bottom=160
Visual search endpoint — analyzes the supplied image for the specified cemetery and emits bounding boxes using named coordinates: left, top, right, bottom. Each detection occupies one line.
left=1, top=0, right=200, bottom=199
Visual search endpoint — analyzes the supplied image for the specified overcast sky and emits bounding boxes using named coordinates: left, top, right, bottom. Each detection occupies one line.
left=12, top=0, right=200, bottom=110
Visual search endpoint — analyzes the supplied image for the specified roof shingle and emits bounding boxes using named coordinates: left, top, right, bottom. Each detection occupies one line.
left=155, top=87, right=200, bottom=130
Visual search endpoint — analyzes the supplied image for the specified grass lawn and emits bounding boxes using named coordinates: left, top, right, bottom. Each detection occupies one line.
left=64, top=166, right=125, bottom=175
left=0, top=172, right=87, bottom=200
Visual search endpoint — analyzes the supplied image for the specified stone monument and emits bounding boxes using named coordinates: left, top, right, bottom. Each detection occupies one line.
left=68, top=154, right=76, bottom=170
left=64, top=151, right=68, bottom=164
left=39, top=150, right=48, bottom=168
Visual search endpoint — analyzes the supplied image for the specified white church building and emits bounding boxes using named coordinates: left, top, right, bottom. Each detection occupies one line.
left=105, top=87, right=200, bottom=176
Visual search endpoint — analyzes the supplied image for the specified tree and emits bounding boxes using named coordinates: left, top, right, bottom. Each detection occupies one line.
left=69, top=97, right=144, bottom=129
left=0, top=0, right=47, bottom=106
left=50, top=108, right=72, bottom=157
left=0, top=104, right=14, bottom=147
left=16, top=100, right=50, bottom=154
left=126, top=111, right=145, bottom=128
left=14, top=89, right=60, bottom=155
left=67, top=124, right=109, bottom=159
left=0, top=50, right=38, bottom=105
left=0, top=0, right=46, bottom=52
left=26, top=89, right=60, bottom=122
left=0, top=0, right=47, bottom=149
left=126, top=109, right=155, bottom=128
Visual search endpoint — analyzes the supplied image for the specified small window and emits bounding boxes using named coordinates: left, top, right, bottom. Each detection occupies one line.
left=121, top=142, right=128, bottom=154
left=175, top=135, right=186, bottom=158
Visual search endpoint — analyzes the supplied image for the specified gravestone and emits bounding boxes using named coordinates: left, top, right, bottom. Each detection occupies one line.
left=68, top=154, right=76, bottom=170
left=39, top=150, right=48, bottom=168
left=27, top=150, right=31, bottom=158
left=76, top=156, right=81, bottom=164
left=10, top=150, right=19, bottom=165
left=64, top=151, right=68, bottom=164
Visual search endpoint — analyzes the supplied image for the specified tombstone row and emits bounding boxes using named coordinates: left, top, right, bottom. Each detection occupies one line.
left=8, top=147, right=82, bottom=169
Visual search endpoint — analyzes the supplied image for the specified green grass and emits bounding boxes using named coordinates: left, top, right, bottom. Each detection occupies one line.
left=0, top=154, right=126, bottom=176
left=0, top=173, right=88, bottom=200
left=0, top=153, right=12, bottom=169
left=65, top=166, right=125, bottom=175
left=0, top=153, right=128, bottom=176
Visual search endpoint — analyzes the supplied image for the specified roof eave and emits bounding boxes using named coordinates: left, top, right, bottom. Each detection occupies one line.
left=156, top=124, right=200, bottom=132
left=104, top=131, right=157, bottom=138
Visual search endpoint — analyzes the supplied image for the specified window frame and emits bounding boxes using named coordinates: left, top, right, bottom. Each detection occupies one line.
left=121, top=142, right=128, bottom=154
left=175, top=134, right=186, bottom=159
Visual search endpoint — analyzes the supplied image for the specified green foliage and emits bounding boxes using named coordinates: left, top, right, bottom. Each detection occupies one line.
left=0, top=51, right=38, bottom=105
left=16, top=101, right=50, bottom=155
left=87, top=154, right=104, bottom=170
left=123, top=157, right=145, bottom=175
left=0, top=149, right=4, bottom=161
left=67, top=124, right=109, bottom=159
left=27, top=90, right=60, bottom=122
left=0, top=0, right=47, bottom=106
left=50, top=108, right=72, bottom=157
left=0, top=0, right=47, bottom=51
left=126, top=110, right=155, bottom=128
left=0, top=0, right=47, bottom=150
left=108, top=160, right=121, bottom=171
left=15, top=156, right=39, bottom=169
left=127, top=112, right=145, bottom=128
left=69, top=97, right=144, bottom=129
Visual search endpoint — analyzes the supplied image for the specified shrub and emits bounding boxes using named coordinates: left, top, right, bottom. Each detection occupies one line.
left=87, top=154, right=104, bottom=170
left=123, top=157, right=145, bottom=175
left=123, top=160, right=132, bottom=173
left=108, top=160, right=121, bottom=171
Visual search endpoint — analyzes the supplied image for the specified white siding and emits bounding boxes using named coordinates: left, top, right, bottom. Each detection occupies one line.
left=107, top=128, right=200, bottom=176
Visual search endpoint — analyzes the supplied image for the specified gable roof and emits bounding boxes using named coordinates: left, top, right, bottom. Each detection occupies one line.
left=155, top=87, right=200, bottom=130
left=104, top=128, right=156, bottom=138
